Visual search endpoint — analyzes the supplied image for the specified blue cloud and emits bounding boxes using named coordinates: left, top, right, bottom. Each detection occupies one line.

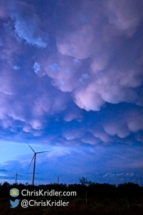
left=13, top=65, right=20, bottom=70
left=13, top=19, right=47, bottom=48
left=50, top=63, right=61, bottom=72
left=10, top=2, right=47, bottom=48
left=33, top=62, right=41, bottom=74
left=0, top=39, right=3, bottom=46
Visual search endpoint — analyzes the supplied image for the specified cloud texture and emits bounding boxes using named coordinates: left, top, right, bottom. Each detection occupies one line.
left=0, top=0, right=143, bottom=184
left=0, top=0, right=143, bottom=145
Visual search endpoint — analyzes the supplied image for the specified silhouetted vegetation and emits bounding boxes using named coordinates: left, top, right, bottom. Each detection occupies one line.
left=0, top=181, right=143, bottom=214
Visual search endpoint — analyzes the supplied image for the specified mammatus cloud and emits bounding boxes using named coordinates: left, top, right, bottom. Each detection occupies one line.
left=41, top=0, right=143, bottom=113
left=57, top=25, right=95, bottom=59
left=103, top=107, right=143, bottom=139
left=106, top=0, right=143, bottom=34
left=0, top=0, right=142, bottom=147
left=10, top=1, right=47, bottom=48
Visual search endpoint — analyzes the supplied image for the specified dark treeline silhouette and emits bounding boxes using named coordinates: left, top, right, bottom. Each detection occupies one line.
left=0, top=181, right=143, bottom=198
left=0, top=181, right=143, bottom=215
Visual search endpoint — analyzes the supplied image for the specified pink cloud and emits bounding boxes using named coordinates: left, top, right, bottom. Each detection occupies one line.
left=74, top=82, right=104, bottom=111
left=57, top=25, right=96, bottom=59
left=63, top=127, right=85, bottom=141
left=0, top=1, right=9, bottom=19
left=103, top=108, right=143, bottom=138
left=106, top=0, right=143, bottom=35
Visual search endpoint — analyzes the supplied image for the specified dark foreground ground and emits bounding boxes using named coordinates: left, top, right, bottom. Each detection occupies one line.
left=0, top=182, right=143, bottom=215
left=1, top=197, right=143, bottom=215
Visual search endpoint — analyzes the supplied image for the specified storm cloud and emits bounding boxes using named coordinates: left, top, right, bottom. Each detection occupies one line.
left=0, top=0, right=143, bottom=184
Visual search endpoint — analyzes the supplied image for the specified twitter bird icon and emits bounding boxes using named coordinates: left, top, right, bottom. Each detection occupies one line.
left=10, top=199, right=20, bottom=208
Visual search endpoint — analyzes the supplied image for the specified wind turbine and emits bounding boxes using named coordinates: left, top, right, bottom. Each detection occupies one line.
left=57, top=175, right=62, bottom=184
left=26, top=141, right=51, bottom=185
left=12, top=172, right=22, bottom=184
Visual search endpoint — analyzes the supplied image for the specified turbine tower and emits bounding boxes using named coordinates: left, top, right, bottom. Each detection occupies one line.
left=14, top=173, right=19, bottom=184
left=26, top=142, right=50, bottom=185
left=57, top=175, right=62, bottom=184
left=13, top=172, right=22, bottom=184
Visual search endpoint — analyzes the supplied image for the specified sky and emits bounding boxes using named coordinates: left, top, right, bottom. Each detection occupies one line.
left=0, top=0, right=143, bottom=185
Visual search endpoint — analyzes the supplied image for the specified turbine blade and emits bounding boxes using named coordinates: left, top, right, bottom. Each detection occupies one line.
left=24, top=139, right=35, bottom=153
left=36, top=150, right=52, bottom=154
left=27, top=155, right=34, bottom=172
left=27, top=143, right=35, bottom=153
